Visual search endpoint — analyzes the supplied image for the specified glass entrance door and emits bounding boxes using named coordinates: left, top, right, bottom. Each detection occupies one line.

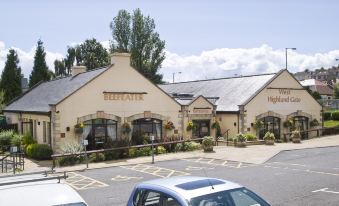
left=293, top=116, right=309, bottom=139
left=192, top=120, right=210, bottom=138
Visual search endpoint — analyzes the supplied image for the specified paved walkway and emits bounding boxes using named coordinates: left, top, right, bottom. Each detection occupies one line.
left=10, top=135, right=339, bottom=174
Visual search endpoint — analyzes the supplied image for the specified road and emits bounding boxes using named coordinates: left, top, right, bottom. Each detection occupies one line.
left=65, top=146, right=339, bottom=206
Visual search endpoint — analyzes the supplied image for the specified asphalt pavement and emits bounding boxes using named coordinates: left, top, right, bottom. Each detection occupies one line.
left=68, top=146, right=339, bottom=206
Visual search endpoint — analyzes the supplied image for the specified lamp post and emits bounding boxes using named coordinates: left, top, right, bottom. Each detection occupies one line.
left=172, top=72, right=182, bottom=83
left=285, top=48, right=297, bottom=70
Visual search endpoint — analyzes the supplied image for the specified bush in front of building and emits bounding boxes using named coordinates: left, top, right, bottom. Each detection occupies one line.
left=25, top=144, right=53, bottom=160
left=57, top=141, right=84, bottom=166
left=136, top=147, right=152, bottom=156
left=89, top=153, right=106, bottom=162
left=323, top=112, right=332, bottom=121
left=11, top=134, right=23, bottom=148
left=331, top=111, right=339, bottom=121
left=156, top=146, right=167, bottom=154
left=244, top=133, right=257, bottom=141
left=0, top=130, right=14, bottom=152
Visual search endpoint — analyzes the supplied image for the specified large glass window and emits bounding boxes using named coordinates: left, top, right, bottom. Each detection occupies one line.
left=83, top=119, right=117, bottom=150
left=293, top=116, right=309, bottom=139
left=259, top=116, right=281, bottom=140
left=132, top=118, right=162, bottom=143
left=192, top=120, right=210, bottom=138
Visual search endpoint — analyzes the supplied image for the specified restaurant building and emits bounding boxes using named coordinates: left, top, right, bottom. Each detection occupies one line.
left=3, top=53, right=323, bottom=151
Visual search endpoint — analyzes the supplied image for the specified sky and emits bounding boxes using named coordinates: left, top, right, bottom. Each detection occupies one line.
left=1, top=0, right=339, bottom=82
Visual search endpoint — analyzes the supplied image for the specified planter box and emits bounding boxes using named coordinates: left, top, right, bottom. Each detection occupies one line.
left=235, top=142, right=247, bottom=147
left=203, top=145, right=213, bottom=152
left=265, top=139, right=275, bottom=145
left=292, top=138, right=301, bottom=143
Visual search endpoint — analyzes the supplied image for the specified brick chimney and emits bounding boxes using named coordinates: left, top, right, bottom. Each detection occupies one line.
left=110, top=53, right=131, bottom=66
left=72, top=66, right=87, bottom=76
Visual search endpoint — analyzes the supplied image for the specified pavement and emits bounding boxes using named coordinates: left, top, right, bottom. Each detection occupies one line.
left=17, top=134, right=339, bottom=174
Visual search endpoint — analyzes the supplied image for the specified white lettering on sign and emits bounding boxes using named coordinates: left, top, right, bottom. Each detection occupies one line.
left=104, top=93, right=144, bottom=101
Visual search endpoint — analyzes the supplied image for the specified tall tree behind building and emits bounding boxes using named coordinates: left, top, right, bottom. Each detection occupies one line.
left=29, top=40, right=51, bottom=87
left=78, top=39, right=109, bottom=70
left=110, top=9, right=165, bottom=84
left=0, top=49, right=22, bottom=104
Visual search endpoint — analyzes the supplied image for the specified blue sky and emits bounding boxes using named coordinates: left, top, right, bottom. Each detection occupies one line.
left=1, top=0, right=339, bottom=81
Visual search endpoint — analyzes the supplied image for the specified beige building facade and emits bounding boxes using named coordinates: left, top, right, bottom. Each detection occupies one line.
left=4, top=53, right=322, bottom=152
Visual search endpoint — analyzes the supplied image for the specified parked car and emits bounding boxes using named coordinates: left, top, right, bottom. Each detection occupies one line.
left=127, top=176, right=270, bottom=206
left=0, top=172, right=87, bottom=206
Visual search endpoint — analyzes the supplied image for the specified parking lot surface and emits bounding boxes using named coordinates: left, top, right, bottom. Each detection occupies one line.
left=62, top=146, right=339, bottom=206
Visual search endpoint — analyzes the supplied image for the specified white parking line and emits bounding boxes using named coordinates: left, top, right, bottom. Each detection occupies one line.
left=312, top=188, right=339, bottom=194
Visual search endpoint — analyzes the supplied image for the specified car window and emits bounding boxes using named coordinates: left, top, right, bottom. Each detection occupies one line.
left=229, top=189, right=264, bottom=206
left=162, top=196, right=180, bottom=206
left=144, top=191, right=161, bottom=206
left=133, top=189, right=144, bottom=206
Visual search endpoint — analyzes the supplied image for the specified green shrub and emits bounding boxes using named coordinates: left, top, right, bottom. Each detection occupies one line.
left=22, top=133, right=36, bottom=147
left=26, top=144, right=53, bottom=160
left=244, top=133, right=257, bottom=141
left=104, top=151, right=120, bottom=160
left=184, top=141, right=201, bottom=151
left=233, top=133, right=247, bottom=143
left=263, top=131, right=275, bottom=140
left=128, top=148, right=138, bottom=157
left=310, top=119, right=320, bottom=127
left=324, top=112, right=332, bottom=121
left=0, top=130, right=15, bottom=151
left=89, top=153, right=105, bottom=162
left=136, top=147, right=152, bottom=156
left=57, top=156, right=79, bottom=166
left=332, top=111, right=339, bottom=120
left=202, top=136, right=215, bottom=147
left=174, top=143, right=184, bottom=152
left=11, top=134, right=23, bottom=148
left=156, top=146, right=167, bottom=154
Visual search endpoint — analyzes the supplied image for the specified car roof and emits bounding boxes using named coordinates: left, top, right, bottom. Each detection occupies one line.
left=137, top=176, right=242, bottom=200
left=0, top=173, right=86, bottom=206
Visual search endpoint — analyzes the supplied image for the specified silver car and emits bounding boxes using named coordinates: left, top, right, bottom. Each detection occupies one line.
left=127, top=176, right=270, bottom=206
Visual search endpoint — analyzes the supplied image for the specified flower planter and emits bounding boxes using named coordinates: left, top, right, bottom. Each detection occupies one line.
left=265, top=139, right=275, bottom=145
left=203, top=145, right=213, bottom=152
left=235, top=142, right=247, bottom=148
left=292, top=137, right=301, bottom=143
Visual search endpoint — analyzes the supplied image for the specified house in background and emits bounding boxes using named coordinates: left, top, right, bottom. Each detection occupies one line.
left=300, top=79, right=333, bottom=100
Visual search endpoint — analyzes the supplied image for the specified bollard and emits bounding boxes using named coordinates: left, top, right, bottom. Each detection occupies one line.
left=150, top=135, right=155, bottom=164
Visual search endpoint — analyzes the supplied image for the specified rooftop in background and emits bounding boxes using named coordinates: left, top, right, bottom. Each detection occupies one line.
left=159, top=72, right=276, bottom=112
left=300, top=79, right=333, bottom=96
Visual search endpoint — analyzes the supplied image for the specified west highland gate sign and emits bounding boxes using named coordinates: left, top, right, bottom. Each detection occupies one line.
left=267, top=89, right=301, bottom=104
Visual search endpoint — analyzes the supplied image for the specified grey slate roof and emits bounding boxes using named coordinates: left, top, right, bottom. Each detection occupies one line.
left=159, top=73, right=276, bottom=112
left=4, top=67, right=108, bottom=113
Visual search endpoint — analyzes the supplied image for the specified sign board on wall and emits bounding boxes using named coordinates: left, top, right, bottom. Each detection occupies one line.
left=192, top=107, right=211, bottom=114
left=103, top=92, right=146, bottom=101
left=267, top=89, right=301, bottom=104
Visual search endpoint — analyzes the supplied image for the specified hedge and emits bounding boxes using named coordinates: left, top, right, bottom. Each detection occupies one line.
left=324, top=112, right=332, bottom=121
left=26, top=144, right=53, bottom=160
left=332, top=111, right=339, bottom=121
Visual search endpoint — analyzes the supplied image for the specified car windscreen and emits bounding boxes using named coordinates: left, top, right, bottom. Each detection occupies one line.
left=190, top=187, right=270, bottom=206
left=53, top=202, right=87, bottom=206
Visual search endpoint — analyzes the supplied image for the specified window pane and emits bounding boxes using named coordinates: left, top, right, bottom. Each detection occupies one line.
left=94, top=119, right=104, bottom=124
left=230, top=189, right=263, bottom=206
left=164, top=197, right=180, bottom=206
left=144, top=191, right=161, bottom=206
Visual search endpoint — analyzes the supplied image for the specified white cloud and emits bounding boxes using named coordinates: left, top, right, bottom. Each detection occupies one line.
left=1, top=42, right=339, bottom=83
left=161, top=44, right=339, bottom=83
left=0, top=41, right=64, bottom=78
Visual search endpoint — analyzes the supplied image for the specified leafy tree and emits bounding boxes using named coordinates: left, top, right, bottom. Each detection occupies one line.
left=0, top=49, right=22, bottom=104
left=311, top=91, right=321, bottom=100
left=29, top=40, right=51, bottom=87
left=334, top=84, right=339, bottom=99
left=110, top=9, right=166, bottom=84
left=0, top=90, right=6, bottom=113
left=54, top=59, right=66, bottom=77
left=77, top=39, right=109, bottom=70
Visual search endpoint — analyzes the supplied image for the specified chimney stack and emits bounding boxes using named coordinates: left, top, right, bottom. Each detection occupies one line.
left=72, top=66, right=87, bottom=76
left=110, top=53, right=131, bottom=66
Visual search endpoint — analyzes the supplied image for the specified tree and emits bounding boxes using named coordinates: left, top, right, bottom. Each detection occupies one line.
left=29, top=40, right=51, bottom=87
left=334, top=84, right=339, bottom=99
left=54, top=59, right=66, bottom=77
left=0, top=49, right=22, bottom=104
left=77, top=39, right=109, bottom=70
left=110, top=9, right=166, bottom=84
left=0, top=90, right=6, bottom=113
left=311, top=91, right=321, bottom=100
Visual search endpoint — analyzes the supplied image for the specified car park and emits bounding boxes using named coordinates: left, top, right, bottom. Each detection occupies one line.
left=127, top=176, right=270, bottom=206
left=0, top=171, right=88, bottom=206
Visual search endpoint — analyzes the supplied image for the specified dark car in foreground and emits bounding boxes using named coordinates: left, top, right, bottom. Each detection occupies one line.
left=127, top=176, right=270, bottom=206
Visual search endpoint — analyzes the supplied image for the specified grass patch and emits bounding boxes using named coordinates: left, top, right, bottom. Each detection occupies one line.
left=324, top=120, right=339, bottom=128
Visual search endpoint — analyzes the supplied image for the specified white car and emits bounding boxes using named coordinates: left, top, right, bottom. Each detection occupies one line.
left=0, top=172, right=87, bottom=206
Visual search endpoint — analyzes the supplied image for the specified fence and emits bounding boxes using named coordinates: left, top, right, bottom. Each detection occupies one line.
left=51, top=138, right=204, bottom=169
left=283, top=126, right=339, bottom=141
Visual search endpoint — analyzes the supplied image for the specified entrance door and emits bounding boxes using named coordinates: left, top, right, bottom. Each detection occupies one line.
left=192, top=120, right=210, bottom=138
left=293, top=116, right=309, bottom=139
